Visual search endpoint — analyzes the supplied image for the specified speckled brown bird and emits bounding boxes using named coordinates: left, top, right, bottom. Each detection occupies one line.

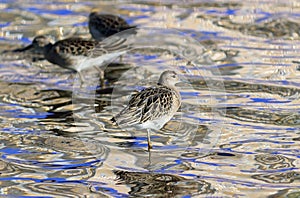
left=43, top=37, right=130, bottom=85
left=88, top=12, right=136, bottom=41
left=112, top=70, right=181, bottom=151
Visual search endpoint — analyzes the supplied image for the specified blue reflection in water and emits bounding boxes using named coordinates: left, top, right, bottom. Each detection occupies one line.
left=2, top=155, right=104, bottom=170
left=0, top=147, right=26, bottom=155
left=0, top=22, right=11, bottom=28
left=24, top=7, right=75, bottom=15
left=250, top=98, right=290, bottom=103
left=205, top=8, right=237, bottom=15
left=195, top=161, right=236, bottom=167
left=73, top=21, right=88, bottom=27
left=39, top=159, right=103, bottom=170
left=1, top=127, right=44, bottom=135
left=15, top=112, right=53, bottom=119
left=229, top=139, right=295, bottom=145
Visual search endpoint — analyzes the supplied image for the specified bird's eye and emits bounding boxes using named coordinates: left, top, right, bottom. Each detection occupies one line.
left=172, top=75, right=176, bottom=78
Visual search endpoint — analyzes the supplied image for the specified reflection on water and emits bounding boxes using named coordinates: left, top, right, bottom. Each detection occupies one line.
left=0, top=0, right=300, bottom=197
left=114, top=170, right=215, bottom=197
left=252, top=154, right=299, bottom=184
left=213, top=16, right=300, bottom=39
left=254, top=154, right=295, bottom=170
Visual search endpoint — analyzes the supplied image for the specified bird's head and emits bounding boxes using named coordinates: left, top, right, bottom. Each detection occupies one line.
left=158, top=70, right=180, bottom=87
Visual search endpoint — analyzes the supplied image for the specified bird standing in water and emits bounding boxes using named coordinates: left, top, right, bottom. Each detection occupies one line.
left=43, top=36, right=130, bottom=85
left=111, top=70, right=181, bottom=151
left=88, top=12, right=136, bottom=41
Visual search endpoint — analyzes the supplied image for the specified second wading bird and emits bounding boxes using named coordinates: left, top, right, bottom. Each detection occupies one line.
left=111, top=70, right=181, bottom=152
left=43, top=36, right=131, bottom=86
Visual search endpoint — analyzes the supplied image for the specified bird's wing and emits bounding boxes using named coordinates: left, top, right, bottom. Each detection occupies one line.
left=113, top=86, right=175, bottom=127
left=54, top=38, right=96, bottom=57
left=90, top=36, right=131, bottom=57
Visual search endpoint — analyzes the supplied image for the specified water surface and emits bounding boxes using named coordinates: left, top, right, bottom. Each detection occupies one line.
left=0, top=0, right=300, bottom=197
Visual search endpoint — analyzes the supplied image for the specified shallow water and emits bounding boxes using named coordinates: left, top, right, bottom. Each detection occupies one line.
left=0, top=0, right=300, bottom=197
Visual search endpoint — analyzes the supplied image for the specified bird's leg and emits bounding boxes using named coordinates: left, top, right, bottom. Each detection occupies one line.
left=147, top=129, right=152, bottom=152
left=78, top=72, right=84, bottom=82
left=148, top=147, right=152, bottom=168
left=99, top=70, right=105, bottom=88
left=146, top=129, right=153, bottom=171
left=77, top=71, right=85, bottom=87
left=93, top=66, right=105, bottom=87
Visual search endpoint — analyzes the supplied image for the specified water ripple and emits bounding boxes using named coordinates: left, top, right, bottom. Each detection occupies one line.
left=0, top=0, right=300, bottom=197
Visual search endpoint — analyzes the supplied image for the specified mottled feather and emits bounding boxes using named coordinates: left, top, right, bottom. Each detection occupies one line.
left=89, top=12, right=136, bottom=41
left=112, top=71, right=181, bottom=130
left=43, top=37, right=130, bottom=71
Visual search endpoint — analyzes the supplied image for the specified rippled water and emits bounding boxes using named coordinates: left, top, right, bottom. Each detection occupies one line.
left=1, top=0, right=300, bottom=197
